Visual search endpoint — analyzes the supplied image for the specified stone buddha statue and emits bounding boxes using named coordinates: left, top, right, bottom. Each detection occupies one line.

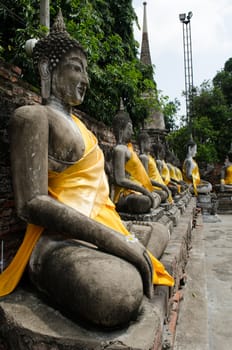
left=152, top=142, right=179, bottom=197
left=112, top=106, right=162, bottom=214
left=182, top=139, right=212, bottom=195
left=0, top=10, right=173, bottom=329
left=138, top=131, right=172, bottom=203
left=165, top=149, right=188, bottom=192
left=220, top=151, right=232, bottom=191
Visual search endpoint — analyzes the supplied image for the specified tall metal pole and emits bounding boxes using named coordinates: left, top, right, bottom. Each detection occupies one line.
left=40, top=0, right=50, bottom=31
left=179, top=12, right=194, bottom=129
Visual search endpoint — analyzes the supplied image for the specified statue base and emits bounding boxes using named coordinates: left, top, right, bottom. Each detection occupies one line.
left=0, top=287, right=164, bottom=350
left=216, top=191, right=232, bottom=214
left=118, top=207, right=165, bottom=222
left=197, top=193, right=218, bottom=215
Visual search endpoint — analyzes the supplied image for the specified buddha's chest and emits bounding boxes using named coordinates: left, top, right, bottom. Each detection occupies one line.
left=48, top=116, right=85, bottom=170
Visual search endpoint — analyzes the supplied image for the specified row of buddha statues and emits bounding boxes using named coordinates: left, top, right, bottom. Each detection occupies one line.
left=0, top=10, right=229, bottom=335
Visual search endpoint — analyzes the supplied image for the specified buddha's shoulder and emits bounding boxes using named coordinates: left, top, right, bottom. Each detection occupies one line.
left=13, top=104, right=49, bottom=121
left=113, top=144, right=129, bottom=152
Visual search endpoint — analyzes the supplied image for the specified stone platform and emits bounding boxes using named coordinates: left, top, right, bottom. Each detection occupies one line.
left=216, top=191, right=232, bottom=213
left=0, top=196, right=196, bottom=350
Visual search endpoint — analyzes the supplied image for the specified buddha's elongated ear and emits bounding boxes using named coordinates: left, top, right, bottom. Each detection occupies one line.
left=38, top=57, right=51, bottom=101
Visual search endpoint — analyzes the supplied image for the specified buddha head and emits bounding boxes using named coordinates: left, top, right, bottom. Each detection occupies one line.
left=32, top=9, right=89, bottom=105
left=186, top=139, right=197, bottom=158
left=138, top=131, right=151, bottom=154
left=112, top=103, right=133, bottom=144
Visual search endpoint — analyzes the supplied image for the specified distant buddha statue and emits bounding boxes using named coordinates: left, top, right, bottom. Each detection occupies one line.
left=165, top=149, right=188, bottom=192
left=182, top=139, right=212, bottom=195
left=220, top=151, right=232, bottom=191
left=0, top=10, right=173, bottom=329
left=112, top=106, right=162, bottom=214
left=138, top=131, right=172, bottom=203
left=153, top=142, right=179, bottom=197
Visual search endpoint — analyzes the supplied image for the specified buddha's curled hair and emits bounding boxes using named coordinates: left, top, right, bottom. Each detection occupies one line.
left=33, top=9, right=86, bottom=75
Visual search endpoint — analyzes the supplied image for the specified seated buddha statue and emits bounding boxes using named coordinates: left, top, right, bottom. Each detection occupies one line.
left=138, top=131, right=172, bottom=203
left=112, top=106, right=162, bottom=214
left=165, top=149, right=188, bottom=192
left=0, top=10, right=173, bottom=329
left=182, top=139, right=212, bottom=195
left=220, top=151, right=232, bottom=191
left=152, top=142, right=179, bottom=197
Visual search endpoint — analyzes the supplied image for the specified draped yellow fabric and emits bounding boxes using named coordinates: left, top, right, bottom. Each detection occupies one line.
left=0, top=224, right=43, bottom=297
left=224, top=165, right=232, bottom=184
left=126, top=143, right=154, bottom=191
left=161, top=160, right=171, bottom=185
left=148, top=155, right=165, bottom=187
left=183, top=159, right=201, bottom=195
left=0, top=116, right=173, bottom=297
left=114, top=143, right=154, bottom=203
left=175, top=167, right=183, bottom=181
left=168, top=163, right=177, bottom=181
left=148, top=155, right=173, bottom=203
left=168, top=164, right=181, bottom=193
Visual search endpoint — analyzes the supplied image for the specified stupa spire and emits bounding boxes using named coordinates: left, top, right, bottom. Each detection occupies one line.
left=140, top=2, right=152, bottom=65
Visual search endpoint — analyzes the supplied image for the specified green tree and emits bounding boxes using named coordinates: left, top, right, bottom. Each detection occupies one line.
left=168, top=60, right=232, bottom=164
left=213, top=57, right=232, bottom=106
left=0, top=0, right=160, bottom=128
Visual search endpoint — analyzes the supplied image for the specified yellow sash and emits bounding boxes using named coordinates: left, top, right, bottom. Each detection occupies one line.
left=148, top=156, right=173, bottom=202
left=161, top=160, right=171, bottom=185
left=176, top=167, right=183, bottom=181
left=148, top=155, right=165, bottom=187
left=114, top=143, right=153, bottom=202
left=183, top=159, right=201, bottom=195
left=224, top=165, right=232, bottom=184
left=0, top=117, right=174, bottom=296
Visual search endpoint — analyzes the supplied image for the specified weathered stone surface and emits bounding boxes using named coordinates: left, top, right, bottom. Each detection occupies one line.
left=216, top=192, right=232, bottom=214
left=161, top=198, right=196, bottom=296
left=119, top=207, right=165, bottom=222
left=0, top=287, right=162, bottom=350
left=123, top=221, right=170, bottom=259
left=0, top=197, right=196, bottom=350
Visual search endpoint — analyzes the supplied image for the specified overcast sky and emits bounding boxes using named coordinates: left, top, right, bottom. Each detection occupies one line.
left=132, top=0, right=232, bottom=120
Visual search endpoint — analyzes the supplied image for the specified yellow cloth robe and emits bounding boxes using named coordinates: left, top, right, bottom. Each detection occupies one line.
left=148, top=155, right=165, bottom=188
left=224, top=165, right=232, bottom=184
left=167, top=163, right=181, bottom=193
left=148, top=155, right=173, bottom=203
left=0, top=117, right=174, bottom=297
left=114, top=143, right=154, bottom=203
left=175, top=167, right=183, bottom=181
left=182, top=159, right=201, bottom=195
left=161, top=160, right=171, bottom=186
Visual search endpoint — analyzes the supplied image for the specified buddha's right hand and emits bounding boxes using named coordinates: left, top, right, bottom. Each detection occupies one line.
left=112, top=234, right=154, bottom=299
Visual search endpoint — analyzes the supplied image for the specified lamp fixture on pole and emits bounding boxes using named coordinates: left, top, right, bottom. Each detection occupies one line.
left=179, top=11, right=194, bottom=127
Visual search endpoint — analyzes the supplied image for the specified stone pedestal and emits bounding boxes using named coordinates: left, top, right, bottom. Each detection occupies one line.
left=0, top=288, right=163, bottom=350
left=197, top=194, right=218, bottom=215
left=119, top=207, right=165, bottom=222
left=216, top=191, right=232, bottom=214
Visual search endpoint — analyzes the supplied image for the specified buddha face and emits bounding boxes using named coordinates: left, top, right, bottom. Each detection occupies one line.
left=122, top=121, right=133, bottom=143
left=51, top=49, right=89, bottom=106
left=189, top=144, right=197, bottom=157
left=144, top=138, right=151, bottom=152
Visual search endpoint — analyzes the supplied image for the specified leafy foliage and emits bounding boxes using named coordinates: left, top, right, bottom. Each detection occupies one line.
left=168, top=59, right=232, bottom=164
left=0, top=0, right=177, bottom=128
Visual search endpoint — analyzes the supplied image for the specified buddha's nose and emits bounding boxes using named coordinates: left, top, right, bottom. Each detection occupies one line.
left=82, top=73, right=89, bottom=87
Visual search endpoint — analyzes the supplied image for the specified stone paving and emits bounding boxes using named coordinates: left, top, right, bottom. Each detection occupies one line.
left=174, top=214, right=232, bottom=350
